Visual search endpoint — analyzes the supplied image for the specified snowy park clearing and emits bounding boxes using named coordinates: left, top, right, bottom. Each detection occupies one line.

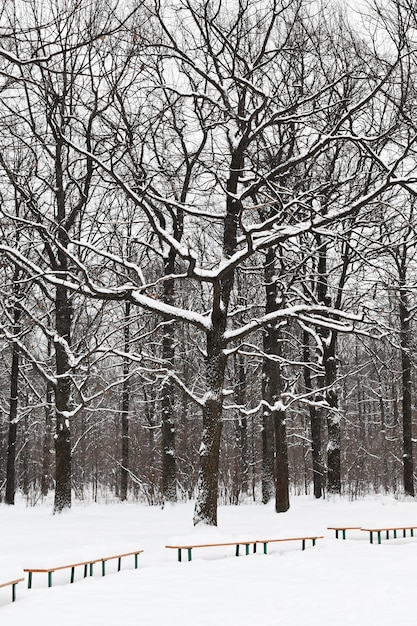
left=1, top=495, right=417, bottom=625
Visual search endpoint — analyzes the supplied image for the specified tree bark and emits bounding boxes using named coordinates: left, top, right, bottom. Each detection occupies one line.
left=5, top=285, right=22, bottom=505
left=399, top=272, right=414, bottom=497
left=193, top=148, right=242, bottom=525
left=193, top=317, right=226, bottom=525
left=262, top=247, right=290, bottom=513
left=161, top=277, right=177, bottom=503
left=53, top=282, right=72, bottom=513
left=120, top=301, right=131, bottom=501
left=303, top=330, right=324, bottom=498
left=41, top=377, right=54, bottom=497
left=325, top=334, right=341, bottom=494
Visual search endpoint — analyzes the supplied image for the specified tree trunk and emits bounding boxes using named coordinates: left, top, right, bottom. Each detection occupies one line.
left=399, top=277, right=414, bottom=496
left=316, top=233, right=341, bottom=495
left=41, top=377, right=54, bottom=497
left=53, top=283, right=72, bottom=513
left=193, top=146, right=242, bottom=525
left=325, top=334, right=341, bottom=494
left=263, top=247, right=290, bottom=513
left=262, top=411, right=275, bottom=503
left=5, top=290, right=22, bottom=505
left=120, top=301, right=131, bottom=501
left=161, top=277, right=177, bottom=503
left=193, top=314, right=226, bottom=526
left=233, top=351, right=249, bottom=500
left=161, top=358, right=176, bottom=502
left=303, top=330, right=324, bottom=498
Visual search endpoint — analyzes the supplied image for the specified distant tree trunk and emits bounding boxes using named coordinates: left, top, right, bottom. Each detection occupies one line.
left=263, top=247, right=289, bottom=513
left=233, top=350, right=249, bottom=501
left=161, top=277, right=177, bottom=503
left=262, top=412, right=275, bottom=503
left=316, top=231, right=342, bottom=495
left=53, top=281, right=72, bottom=513
left=303, top=330, right=324, bottom=498
left=120, top=301, right=131, bottom=501
left=41, top=377, right=54, bottom=497
left=5, top=282, right=22, bottom=505
left=325, top=333, right=341, bottom=494
left=399, top=261, right=414, bottom=497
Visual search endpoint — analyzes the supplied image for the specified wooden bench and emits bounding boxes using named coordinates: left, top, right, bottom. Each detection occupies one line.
left=166, top=535, right=323, bottom=561
left=360, top=526, right=417, bottom=545
left=256, top=535, right=324, bottom=554
left=0, top=577, right=24, bottom=602
left=165, top=541, right=258, bottom=562
left=327, top=526, right=362, bottom=540
left=24, top=549, right=143, bottom=588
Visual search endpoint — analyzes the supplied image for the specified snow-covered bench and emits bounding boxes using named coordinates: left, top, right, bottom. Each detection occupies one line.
left=0, top=577, right=24, bottom=602
left=24, top=549, right=144, bottom=588
left=166, top=535, right=323, bottom=561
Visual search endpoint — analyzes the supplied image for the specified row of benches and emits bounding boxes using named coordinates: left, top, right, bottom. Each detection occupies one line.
left=0, top=535, right=323, bottom=602
left=3, top=524, right=417, bottom=603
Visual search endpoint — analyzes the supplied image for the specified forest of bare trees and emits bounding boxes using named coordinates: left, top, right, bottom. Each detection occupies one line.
left=0, top=0, right=417, bottom=526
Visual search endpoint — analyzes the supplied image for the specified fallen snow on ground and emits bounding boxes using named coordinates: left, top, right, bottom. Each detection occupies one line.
left=1, top=495, right=417, bottom=625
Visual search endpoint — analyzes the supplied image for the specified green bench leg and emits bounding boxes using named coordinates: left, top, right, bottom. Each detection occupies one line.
left=377, top=531, right=381, bottom=545
left=178, top=549, right=182, bottom=562
left=12, top=583, right=17, bottom=602
left=312, top=538, right=316, bottom=547
left=187, top=549, right=192, bottom=562
left=71, top=567, right=75, bottom=583
left=84, top=564, right=88, bottom=578
left=411, top=529, right=414, bottom=537
left=369, top=532, right=373, bottom=544
left=386, top=531, right=389, bottom=540
left=253, top=543, right=257, bottom=554
left=118, top=558, right=122, bottom=572
left=102, top=560, right=106, bottom=576
left=263, top=543, right=268, bottom=555
left=135, top=553, right=139, bottom=569
left=89, top=563, right=94, bottom=576
left=393, top=530, right=397, bottom=539
left=235, top=545, right=240, bottom=557
left=302, top=540, right=306, bottom=550
left=27, top=572, right=32, bottom=589
left=342, top=530, right=346, bottom=540
left=403, top=529, right=407, bottom=538
left=48, top=572, right=53, bottom=588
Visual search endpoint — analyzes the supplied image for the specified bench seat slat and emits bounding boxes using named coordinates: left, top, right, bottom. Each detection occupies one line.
left=0, top=577, right=24, bottom=589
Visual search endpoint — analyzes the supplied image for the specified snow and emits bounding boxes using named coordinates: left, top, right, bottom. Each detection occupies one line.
left=1, top=495, right=417, bottom=624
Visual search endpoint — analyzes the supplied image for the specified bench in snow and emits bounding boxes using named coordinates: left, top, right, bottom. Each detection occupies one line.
left=166, top=535, right=323, bottom=561
left=0, top=577, right=24, bottom=602
left=257, top=535, right=324, bottom=554
left=165, top=541, right=258, bottom=562
left=327, top=526, right=362, bottom=539
left=360, top=526, right=417, bottom=544
left=24, top=549, right=144, bottom=588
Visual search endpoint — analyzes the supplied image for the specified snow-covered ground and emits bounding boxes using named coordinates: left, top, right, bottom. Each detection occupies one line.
left=1, top=495, right=417, bottom=625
